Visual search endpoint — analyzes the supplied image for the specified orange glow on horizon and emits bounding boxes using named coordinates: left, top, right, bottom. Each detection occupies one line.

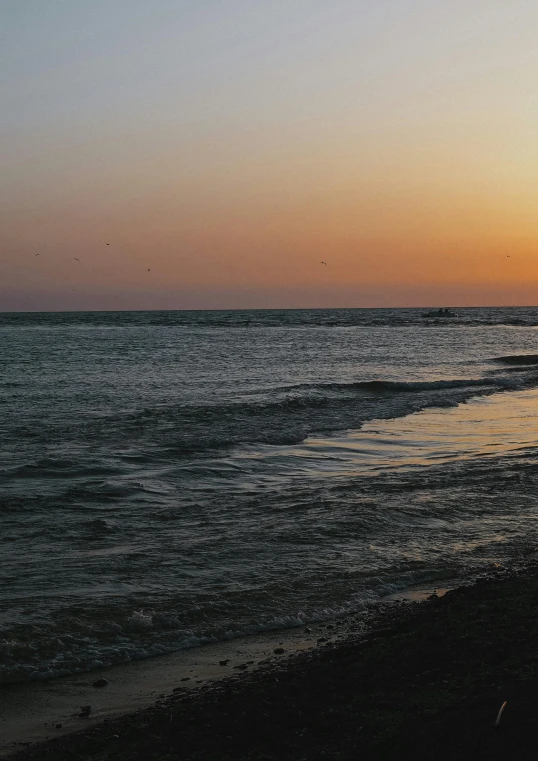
left=3, top=1, right=538, bottom=310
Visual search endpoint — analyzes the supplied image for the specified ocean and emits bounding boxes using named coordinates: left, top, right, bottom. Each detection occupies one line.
left=2, top=306, right=538, bottom=685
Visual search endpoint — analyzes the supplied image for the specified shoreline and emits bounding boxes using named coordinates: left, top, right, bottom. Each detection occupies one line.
left=0, top=582, right=444, bottom=756
left=6, top=565, right=538, bottom=760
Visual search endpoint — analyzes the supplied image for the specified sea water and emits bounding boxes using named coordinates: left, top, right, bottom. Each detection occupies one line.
left=2, top=306, right=538, bottom=684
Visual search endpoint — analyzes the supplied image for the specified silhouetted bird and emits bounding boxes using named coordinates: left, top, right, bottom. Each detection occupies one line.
left=147, top=269, right=151, bottom=272
left=320, top=261, right=327, bottom=265
left=35, top=254, right=40, bottom=256
left=74, top=258, right=80, bottom=261
left=106, top=243, right=110, bottom=246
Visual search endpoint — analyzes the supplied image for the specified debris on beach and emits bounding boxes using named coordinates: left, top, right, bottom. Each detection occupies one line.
left=495, top=701, right=507, bottom=727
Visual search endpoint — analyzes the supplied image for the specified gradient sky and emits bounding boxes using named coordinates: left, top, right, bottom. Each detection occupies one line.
left=2, top=0, right=538, bottom=310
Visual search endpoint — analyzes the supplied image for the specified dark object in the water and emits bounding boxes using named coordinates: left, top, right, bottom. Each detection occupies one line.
left=273, top=648, right=285, bottom=654
left=93, top=678, right=108, bottom=688
left=79, top=705, right=91, bottom=718
left=494, top=354, right=538, bottom=365
left=422, top=308, right=457, bottom=319
left=219, top=659, right=229, bottom=666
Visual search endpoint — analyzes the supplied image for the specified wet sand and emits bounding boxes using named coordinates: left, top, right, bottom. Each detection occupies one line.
left=0, top=620, right=366, bottom=755
left=5, top=565, right=538, bottom=760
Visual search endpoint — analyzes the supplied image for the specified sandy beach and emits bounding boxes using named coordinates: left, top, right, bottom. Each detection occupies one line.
left=5, top=564, right=538, bottom=760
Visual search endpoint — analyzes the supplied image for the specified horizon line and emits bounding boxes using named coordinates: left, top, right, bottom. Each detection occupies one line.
left=1, top=304, right=538, bottom=315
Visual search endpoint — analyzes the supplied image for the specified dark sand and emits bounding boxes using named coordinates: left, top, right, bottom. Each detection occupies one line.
left=5, top=564, right=538, bottom=760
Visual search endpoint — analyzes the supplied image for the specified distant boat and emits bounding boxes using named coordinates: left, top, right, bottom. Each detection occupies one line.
left=422, top=308, right=458, bottom=319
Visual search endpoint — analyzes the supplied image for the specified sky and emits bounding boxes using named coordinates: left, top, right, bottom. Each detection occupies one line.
left=2, top=0, right=538, bottom=311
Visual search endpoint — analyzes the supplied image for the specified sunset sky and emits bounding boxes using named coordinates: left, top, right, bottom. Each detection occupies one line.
left=2, top=0, right=538, bottom=310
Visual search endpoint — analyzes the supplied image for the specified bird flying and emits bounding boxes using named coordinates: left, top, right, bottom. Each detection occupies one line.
left=74, top=258, right=80, bottom=261
left=320, top=261, right=327, bottom=265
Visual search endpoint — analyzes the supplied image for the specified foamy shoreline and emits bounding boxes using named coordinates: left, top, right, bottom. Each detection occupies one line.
left=6, top=564, right=538, bottom=761
left=1, top=581, right=448, bottom=756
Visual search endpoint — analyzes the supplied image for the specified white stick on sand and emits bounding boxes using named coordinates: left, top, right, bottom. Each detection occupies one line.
left=495, top=701, right=507, bottom=727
